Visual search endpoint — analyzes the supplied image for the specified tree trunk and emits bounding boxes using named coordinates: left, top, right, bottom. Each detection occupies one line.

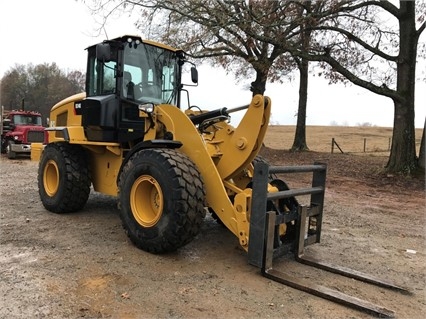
left=291, top=58, right=309, bottom=151
left=291, top=1, right=312, bottom=152
left=418, top=118, right=425, bottom=169
left=387, top=99, right=417, bottom=173
left=386, top=1, right=418, bottom=174
left=250, top=68, right=268, bottom=96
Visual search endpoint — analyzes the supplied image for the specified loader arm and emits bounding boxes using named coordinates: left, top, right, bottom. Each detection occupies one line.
left=150, top=95, right=271, bottom=250
left=210, top=94, right=271, bottom=180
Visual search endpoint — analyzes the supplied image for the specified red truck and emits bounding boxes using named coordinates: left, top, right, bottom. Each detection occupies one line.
left=1, top=108, right=48, bottom=159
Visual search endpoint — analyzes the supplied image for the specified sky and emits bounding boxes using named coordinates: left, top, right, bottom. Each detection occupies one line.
left=0, top=0, right=425, bottom=128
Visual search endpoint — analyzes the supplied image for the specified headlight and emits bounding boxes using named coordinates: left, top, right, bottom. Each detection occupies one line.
left=139, top=103, right=154, bottom=113
left=14, top=135, right=19, bottom=140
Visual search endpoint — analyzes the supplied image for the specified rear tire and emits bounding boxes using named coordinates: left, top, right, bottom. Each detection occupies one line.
left=118, top=148, right=206, bottom=253
left=38, top=143, right=91, bottom=213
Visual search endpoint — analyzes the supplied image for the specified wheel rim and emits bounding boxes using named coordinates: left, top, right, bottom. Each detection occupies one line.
left=130, top=175, right=163, bottom=227
left=43, top=160, right=60, bottom=197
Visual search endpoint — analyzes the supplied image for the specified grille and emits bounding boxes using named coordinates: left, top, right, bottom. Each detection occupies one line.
left=27, top=130, right=45, bottom=143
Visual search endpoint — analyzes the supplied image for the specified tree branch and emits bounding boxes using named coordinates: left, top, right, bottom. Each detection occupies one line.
left=311, top=25, right=398, bottom=61
left=417, top=20, right=426, bottom=37
left=295, top=48, right=402, bottom=101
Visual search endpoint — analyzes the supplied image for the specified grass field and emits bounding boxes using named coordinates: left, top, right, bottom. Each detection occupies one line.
left=264, top=125, right=424, bottom=155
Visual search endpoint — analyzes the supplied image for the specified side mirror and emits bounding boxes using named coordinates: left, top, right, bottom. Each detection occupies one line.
left=2, top=119, right=11, bottom=129
left=96, top=43, right=112, bottom=62
left=191, top=67, right=198, bottom=84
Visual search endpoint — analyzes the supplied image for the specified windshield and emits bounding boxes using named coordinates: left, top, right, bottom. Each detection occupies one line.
left=13, top=115, right=42, bottom=125
left=122, top=43, right=178, bottom=105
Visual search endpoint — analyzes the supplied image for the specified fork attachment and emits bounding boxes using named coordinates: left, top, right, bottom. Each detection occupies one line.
left=248, top=161, right=410, bottom=318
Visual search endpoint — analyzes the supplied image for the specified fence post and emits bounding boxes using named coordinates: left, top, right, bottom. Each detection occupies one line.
left=331, top=138, right=344, bottom=154
left=364, top=138, right=367, bottom=152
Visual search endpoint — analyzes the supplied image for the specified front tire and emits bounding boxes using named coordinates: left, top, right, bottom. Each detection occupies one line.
left=38, top=143, right=91, bottom=213
left=118, top=149, right=206, bottom=253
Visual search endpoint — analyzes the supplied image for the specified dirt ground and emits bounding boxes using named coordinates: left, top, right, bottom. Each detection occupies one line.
left=0, top=147, right=425, bottom=319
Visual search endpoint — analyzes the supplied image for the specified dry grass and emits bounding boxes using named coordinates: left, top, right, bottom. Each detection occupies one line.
left=264, top=125, right=423, bottom=155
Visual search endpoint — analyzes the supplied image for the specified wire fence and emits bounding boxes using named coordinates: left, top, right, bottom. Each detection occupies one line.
left=264, top=126, right=423, bottom=155
left=331, top=137, right=393, bottom=154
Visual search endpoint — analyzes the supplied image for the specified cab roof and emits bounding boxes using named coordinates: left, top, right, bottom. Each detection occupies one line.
left=88, top=35, right=181, bottom=53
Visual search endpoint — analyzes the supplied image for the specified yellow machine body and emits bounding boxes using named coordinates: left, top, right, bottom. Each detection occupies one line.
left=43, top=90, right=271, bottom=250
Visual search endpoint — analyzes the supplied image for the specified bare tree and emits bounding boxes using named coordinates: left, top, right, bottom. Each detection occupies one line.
left=129, top=0, right=304, bottom=95
left=285, top=0, right=425, bottom=174
left=290, top=0, right=316, bottom=152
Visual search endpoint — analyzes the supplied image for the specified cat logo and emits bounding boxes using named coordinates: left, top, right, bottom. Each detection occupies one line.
left=74, top=101, right=83, bottom=115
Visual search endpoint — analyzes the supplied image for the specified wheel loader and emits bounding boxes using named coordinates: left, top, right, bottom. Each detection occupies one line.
left=34, top=35, right=409, bottom=317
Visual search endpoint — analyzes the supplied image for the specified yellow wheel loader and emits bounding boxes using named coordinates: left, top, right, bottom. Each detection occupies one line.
left=34, top=35, right=409, bottom=317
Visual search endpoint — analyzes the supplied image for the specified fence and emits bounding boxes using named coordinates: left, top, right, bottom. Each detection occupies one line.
left=264, top=126, right=423, bottom=155
left=331, top=137, right=392, bottom=154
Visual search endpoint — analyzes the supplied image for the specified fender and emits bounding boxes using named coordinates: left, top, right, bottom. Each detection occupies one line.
left=117, top=139, right=183, bottom=183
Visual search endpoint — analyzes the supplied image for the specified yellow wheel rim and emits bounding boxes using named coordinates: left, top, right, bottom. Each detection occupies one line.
left=130, top=175, right=163, bottom=227
left=43, top=160, right=60, bottom=197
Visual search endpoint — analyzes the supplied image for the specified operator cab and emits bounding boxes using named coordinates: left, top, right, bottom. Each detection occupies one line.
left=81, top=35, right=195, bottom=143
